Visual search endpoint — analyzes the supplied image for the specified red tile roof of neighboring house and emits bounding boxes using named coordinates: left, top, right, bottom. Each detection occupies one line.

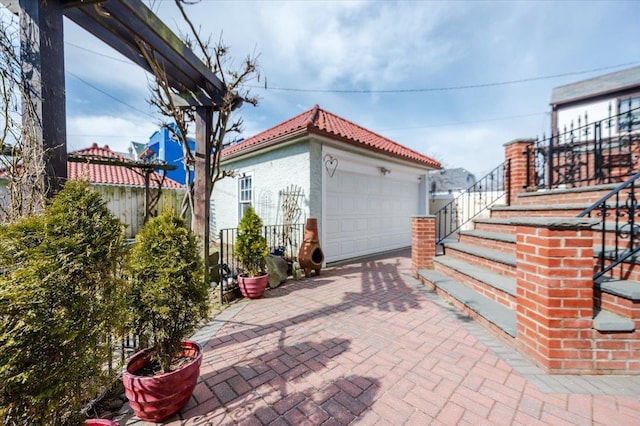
left=69, top=143, right=183, bottom=188
left=222, top=105, right=441, bottom=168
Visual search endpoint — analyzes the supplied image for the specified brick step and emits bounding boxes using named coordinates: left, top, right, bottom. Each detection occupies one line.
left=489, top=203, right=591, bottom=219
left=418, top=270, right=516, bottom=337
left=434, top=255, right=516, bottom=309
left=594, top=248, right=640, bottom=282
left=458, top=230, right=515, bottom=253
left=595, top=277, right=640, bottom=321
left=472, top=218, right=515, bottom=235
left=444, top=242, right=516, bottom=278
left=514, top=184, right=618, bottom=206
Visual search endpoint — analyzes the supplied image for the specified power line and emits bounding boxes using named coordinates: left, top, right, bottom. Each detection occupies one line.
left=65, top=40, right=640, bottom=96
left=68, top=134, right=150, bottom=140
left=66, top=41, right=136, bottom=65
left=380, top=111, right=548, bottom=131
left=253, top=61, right=640, bottom=94
left=66, top=71, right=155, bottom=119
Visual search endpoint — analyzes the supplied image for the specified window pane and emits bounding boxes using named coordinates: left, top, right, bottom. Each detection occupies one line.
left=619, top=97, right=640, bottom=131
left=238, top=176, right=253, bottom=220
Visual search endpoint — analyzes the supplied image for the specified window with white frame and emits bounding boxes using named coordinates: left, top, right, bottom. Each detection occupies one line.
left=619, top=96, right=640, bottom=132
left=238, top=175, right=253, bottom=220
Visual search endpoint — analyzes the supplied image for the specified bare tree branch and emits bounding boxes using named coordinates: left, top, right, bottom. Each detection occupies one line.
left=140, top=0, right=261, bottom=242
left=0, top=14, right=46, bottom=222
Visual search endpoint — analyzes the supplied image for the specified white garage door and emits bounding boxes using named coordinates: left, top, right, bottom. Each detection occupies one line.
left=324, top=169, right=419, bottom=263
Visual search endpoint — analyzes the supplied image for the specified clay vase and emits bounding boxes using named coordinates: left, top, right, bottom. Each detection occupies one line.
left=122, top=341, right=202, bottom=422
left=298, top=218, right=325, bottom=277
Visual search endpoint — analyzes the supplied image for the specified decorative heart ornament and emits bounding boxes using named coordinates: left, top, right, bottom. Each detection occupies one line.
left=324, top=155, right=338, bottom=178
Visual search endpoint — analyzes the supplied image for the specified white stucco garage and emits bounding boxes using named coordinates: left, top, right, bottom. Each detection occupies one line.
left=213, top=105, right=440, bottom=263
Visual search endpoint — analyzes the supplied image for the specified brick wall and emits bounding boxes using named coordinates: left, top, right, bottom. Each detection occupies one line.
left=515, top=217, right=639, bottom=374
left=411, top=216, right=435, bottom=276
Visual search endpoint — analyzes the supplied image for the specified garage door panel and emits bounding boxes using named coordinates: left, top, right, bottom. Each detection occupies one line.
left=325, top=169, right=419, bottom=262
left=341, top=218, right=355, bottom=232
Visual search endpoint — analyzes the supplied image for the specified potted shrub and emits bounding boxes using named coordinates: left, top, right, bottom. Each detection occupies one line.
left=123, top=209, right=209, bottom=422
left=0, top=181, right=127, bottom=425
left=235, top=206, right=269, bottom=299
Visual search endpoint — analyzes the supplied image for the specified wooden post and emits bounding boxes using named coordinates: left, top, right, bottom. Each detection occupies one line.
left=194, top=106, right=213, bottom=286
left=20, top=0, right=68, bottom=195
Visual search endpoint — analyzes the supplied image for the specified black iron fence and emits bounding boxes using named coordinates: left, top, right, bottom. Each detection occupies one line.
left=578, top=170, right=640, bottom=280
left=433, top=161, right=509, bottom=245
left=527, top=101, right=640, bottom=190
left=216, top=223, right=304, bottom=300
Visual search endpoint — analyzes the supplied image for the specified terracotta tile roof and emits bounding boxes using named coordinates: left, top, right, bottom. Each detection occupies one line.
left=222, top=105, right=441, bottom=168
left=69, top=143, right=183, bottom=188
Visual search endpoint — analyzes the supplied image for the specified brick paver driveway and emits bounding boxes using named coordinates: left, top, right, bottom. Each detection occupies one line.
left=123, top=250, right=640, bottom=425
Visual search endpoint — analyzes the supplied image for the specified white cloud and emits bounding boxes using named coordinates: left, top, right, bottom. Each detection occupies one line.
left=33, top=0, right=640, bottom=177
left=67, top=115, right=159, bottom=154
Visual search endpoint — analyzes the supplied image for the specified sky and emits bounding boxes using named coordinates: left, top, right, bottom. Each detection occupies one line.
left=53, top=0, right=640, bottom=176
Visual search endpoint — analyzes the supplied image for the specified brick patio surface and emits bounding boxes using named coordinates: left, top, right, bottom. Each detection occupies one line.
left=121, top=249, right=640, bottom=425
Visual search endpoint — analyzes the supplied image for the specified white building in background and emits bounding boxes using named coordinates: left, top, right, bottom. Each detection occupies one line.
left=551, top=65, right=640, bottom=135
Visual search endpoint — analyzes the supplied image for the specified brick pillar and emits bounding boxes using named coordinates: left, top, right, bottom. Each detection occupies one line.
left=412, top=215, right=436, bottom=277
left=504, top=139, right=536, bottom=204
left=515, top=218, right=598, bottom=373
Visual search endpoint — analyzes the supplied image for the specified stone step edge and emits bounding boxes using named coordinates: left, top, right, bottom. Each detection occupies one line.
left=490, top=203, right=591, bottom=212
left=458, top=230, right=516, bottom=244
left=595, top=276, right=640, bottom=301
left=444, top=242, right=517, bottom=267
left=434, top=255, right=517, bottom=297
left=593, top=309, right=635, bottom=332
left=516, top=183, right=618, bottom=200
left=418, top=269, right=516, bottom=337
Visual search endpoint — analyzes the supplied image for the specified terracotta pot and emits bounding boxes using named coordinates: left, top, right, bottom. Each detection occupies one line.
left=238, top=273, right=269, bottom=299
left=85, top=420, right=119, bottom=426
left=122, top=341, right=202, bottom=422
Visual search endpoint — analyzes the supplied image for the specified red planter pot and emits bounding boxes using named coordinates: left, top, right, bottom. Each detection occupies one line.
left=122, top=341, right=202, bottom=422
left=238, top=273, right=269, bottom=299
left=85, top=420, right=119, bottom=426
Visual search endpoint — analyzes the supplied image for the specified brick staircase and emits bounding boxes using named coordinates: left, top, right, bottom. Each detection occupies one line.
left=412, top=139, right=640, bottom=374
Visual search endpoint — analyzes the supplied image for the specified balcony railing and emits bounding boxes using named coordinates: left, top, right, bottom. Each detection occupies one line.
left=527, top=101, right=640, bottom=190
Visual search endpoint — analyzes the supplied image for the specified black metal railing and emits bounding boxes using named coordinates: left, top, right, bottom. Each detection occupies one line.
left=434, top=161, right=510, bottom=245
left=528, top=101, right=640, bottom=190
left=217, top=223, right=304, bottom=301
left=578, top=170, right=640, bottom=280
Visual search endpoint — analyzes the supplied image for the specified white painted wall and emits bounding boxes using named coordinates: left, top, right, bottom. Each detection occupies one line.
left=556, top=99, right=616, bottom=135
left=212, top=142, right=312, bottom=234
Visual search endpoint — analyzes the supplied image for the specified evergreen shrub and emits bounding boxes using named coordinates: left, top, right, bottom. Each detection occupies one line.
left=234, top=206, right=268, bottom=278
left=127, top=209, right=208, bottom=373
left=0, top=181, right=126, bottom=425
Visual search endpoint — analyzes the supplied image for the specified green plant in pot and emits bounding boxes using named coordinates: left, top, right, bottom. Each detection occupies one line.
left=0, top=181, right=127, bottom=425
left=235, top=206, right=270, bottom=299
left=123, top=209, right=209, bottom=422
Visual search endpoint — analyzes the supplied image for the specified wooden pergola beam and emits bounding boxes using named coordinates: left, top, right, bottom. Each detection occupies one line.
left=2, top=0, right=224, bottom=272
left=63, top=0, right=225, bottom=107
left=18, top=0, right=68, bottom=194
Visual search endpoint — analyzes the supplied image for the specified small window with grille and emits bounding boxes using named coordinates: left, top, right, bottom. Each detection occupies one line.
left=238, top=175, right=253, bottom=220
